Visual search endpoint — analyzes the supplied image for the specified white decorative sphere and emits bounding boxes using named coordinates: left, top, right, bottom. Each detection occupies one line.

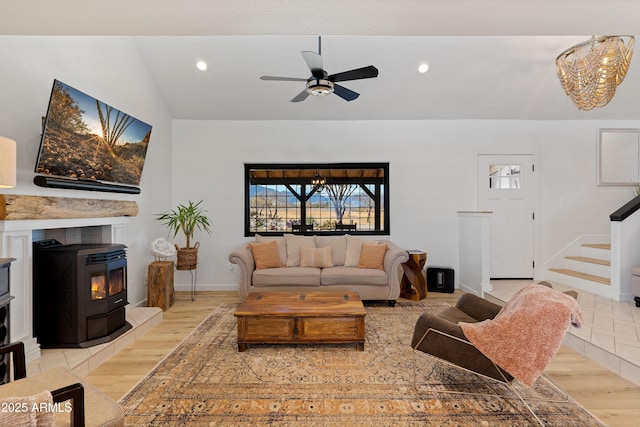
left=151, top=238, right=176, bottom=257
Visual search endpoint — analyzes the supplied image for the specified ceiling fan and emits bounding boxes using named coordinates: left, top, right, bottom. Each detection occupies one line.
left=260, top=36, right=379, bottom=102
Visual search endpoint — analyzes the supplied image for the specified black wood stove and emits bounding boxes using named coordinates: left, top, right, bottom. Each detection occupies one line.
left=33, top=240, right=132, bottom=348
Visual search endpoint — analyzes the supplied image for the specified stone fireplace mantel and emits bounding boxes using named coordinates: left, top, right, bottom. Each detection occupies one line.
left=0, top=194, right=135, bottom=362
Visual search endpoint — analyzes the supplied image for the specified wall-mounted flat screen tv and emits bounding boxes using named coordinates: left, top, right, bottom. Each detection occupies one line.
left=35, top=79, right=152, bottom=188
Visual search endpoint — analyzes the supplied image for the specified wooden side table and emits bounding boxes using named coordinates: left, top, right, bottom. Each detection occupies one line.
left=148, top=261, right=175, bottom=311
left=399, top=251, right=427, bottom=300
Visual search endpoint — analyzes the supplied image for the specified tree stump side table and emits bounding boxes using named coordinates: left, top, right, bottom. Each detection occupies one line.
left=148, top=261, right=175, bottom=311
left=399, top=250, right=427, bottom=300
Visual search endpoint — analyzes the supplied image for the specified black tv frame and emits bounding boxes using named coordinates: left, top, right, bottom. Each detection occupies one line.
left=34, top=79, right=151, bottom=194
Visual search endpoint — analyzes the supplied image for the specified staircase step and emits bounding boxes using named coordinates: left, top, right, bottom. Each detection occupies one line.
left=548, top=268, right=610, bottom=285
left=565, top=256, right=610, bottom=266
left=565, top=256, right=611, bottom=277
left=580, top=243, right=611, bottom=261
left=582, top=243, right=611, bottom=250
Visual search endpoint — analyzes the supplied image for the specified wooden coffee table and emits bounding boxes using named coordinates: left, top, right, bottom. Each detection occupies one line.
left=234, top=291, right=366, bottom=352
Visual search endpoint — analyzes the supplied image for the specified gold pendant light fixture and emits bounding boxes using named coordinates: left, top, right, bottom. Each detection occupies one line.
left=556, top=35, right=634, bottom=111
left=311, top=170, right=326, bottom=192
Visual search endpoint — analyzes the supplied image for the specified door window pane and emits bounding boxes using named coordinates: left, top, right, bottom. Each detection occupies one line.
left=489, top=164, right=521, bottom=189
left=489, top=164, right=522, bottom=190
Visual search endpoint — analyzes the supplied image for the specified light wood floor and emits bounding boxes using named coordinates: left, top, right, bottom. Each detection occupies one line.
left=85, top=291, right=640, bottom=426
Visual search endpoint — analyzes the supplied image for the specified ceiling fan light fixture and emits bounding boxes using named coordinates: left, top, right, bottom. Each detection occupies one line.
left=306, top=79, right=334, bottom=96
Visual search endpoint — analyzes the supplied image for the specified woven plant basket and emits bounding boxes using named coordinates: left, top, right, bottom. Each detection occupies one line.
left=175, top=242, right=199, bottom=270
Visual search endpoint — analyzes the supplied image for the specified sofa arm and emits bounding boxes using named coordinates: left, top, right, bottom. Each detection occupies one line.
left=379, top=240, right=409, bottom=300
left=229, top=244, right=255, bottom=300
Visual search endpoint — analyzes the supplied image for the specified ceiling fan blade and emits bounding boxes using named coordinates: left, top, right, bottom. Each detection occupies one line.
left=291, top=90, right=310, bottom=102
left=260, top=76, right=308, bottom=82
left=328, top=65, right=379, bottom=82
left=333, top=84, right=360, bottom=101
left=301, top=51, right=325, bottom=79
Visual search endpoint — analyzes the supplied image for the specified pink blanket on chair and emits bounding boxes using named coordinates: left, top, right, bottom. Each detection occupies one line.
left=460, top=284, right=583, bottom=387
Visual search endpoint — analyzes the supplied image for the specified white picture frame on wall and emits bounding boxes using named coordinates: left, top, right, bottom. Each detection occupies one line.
left=598, top=128, right=640, bottom=186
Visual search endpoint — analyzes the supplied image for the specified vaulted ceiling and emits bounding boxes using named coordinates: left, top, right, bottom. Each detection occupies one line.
left=3, top=0, right=640, bottom=120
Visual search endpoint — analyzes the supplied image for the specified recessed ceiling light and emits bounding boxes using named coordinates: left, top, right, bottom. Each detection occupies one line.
left=196, top=60, right=208, bottom=72
left=417, top=62, right=430, bottom=74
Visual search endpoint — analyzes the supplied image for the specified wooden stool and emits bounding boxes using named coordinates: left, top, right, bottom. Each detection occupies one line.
left=148, top=261, right=175, bottom=311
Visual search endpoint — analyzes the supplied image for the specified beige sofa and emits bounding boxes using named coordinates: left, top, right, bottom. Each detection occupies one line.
left=229, top=234, right=409, bottom=306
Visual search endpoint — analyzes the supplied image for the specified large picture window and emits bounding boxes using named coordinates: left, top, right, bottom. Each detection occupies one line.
left=245, top=163, right=389, bottom=236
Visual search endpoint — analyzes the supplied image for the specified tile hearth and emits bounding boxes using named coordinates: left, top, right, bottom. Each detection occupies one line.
left=26, top=306, right=162, bottom=377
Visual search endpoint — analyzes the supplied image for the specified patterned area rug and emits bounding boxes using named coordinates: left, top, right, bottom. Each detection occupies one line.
left=119, top=302, right=605, bottom=426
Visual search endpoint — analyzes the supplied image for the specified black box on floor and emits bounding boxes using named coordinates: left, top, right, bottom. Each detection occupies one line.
left=426, top=267, right=455, bottom=293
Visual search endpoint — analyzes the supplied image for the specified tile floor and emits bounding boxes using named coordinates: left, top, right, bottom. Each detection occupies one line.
left=487, top=279, right=640, bottom=387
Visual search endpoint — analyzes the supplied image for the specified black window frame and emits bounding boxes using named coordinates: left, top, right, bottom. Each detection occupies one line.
left=244, top=162, right=390, bottom=236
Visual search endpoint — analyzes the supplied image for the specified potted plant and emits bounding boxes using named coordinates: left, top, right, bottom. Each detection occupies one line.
left=156, top=200, right=212, bottom=270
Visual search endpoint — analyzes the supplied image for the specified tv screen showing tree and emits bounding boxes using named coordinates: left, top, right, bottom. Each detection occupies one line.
left=35, top=79, right=152, bottom=186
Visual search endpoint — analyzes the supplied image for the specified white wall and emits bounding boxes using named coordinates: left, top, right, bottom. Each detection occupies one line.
left=173, top=119, right=640, bottom=289
left=2, top=36, right=639, bottom=298
left=0, top=36, right=173, bottom=306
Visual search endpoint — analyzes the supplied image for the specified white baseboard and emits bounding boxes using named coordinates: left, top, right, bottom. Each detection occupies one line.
left=129, top=299, right=149, bottom=308
left=458, top=283, right=481, bottom=296
left=173, top=283, right=239, bottom=292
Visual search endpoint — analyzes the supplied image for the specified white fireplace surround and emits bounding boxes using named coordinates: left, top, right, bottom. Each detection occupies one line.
left=0, top=217, right=129, bottom=362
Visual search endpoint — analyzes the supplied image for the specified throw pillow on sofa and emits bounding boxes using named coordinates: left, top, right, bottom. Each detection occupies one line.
left=358, top=243, right=388, bottom=270
left=284, top=234, right=316, bottom=267
left=255, top=233, right=287, bottom=265
left=300, top=246, right=333, bottom=268
left=344, top=235, right=372, bottom=267
left=249, top=240, right=283, bottom=269
left=315, top=235, right=347, bottom=266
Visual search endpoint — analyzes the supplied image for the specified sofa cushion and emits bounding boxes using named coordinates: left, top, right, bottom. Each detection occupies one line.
left=255, top=234, right=287, bottom=265
left=249, top=240, right=283, bottom=269
left=253, top=267, right=321, bottom=287
left=283, top=234, right=316, bottom=267
left=315, top=235, right=347, bottom=266
left=344, top=235, right=371, bottom=267
left=358, top=243, right=388, bottom=270
left=300, top=246, right=333, bottom=268
left=320, top=266, right=388, bottom=286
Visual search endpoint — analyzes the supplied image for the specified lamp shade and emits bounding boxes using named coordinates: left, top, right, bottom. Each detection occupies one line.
left=0, top=136, right=17, bottom=188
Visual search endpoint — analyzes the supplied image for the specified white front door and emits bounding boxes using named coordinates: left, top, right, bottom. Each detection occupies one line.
left=477, top=154, right=535, bottom=278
